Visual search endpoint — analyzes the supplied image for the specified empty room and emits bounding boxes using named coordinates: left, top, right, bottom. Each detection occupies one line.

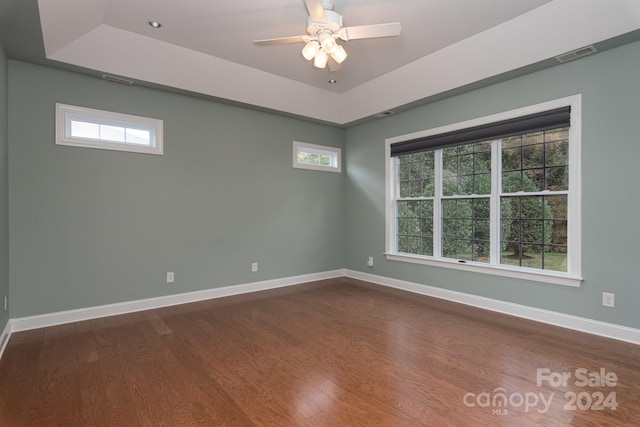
left=1, top=0, right=640, bottom=425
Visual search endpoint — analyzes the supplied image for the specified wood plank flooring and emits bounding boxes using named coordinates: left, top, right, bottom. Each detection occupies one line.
left=1, top=277, right=639, bottom=426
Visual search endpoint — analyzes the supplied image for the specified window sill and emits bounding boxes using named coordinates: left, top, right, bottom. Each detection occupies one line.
left=384, top=253, right=583, bottom=287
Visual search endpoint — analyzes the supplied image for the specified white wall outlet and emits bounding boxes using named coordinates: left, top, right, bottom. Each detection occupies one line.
left=602, top=292, right=615, bottom=308
left=251, top=262, right=258, bottom=272
left=166, top=272, right=175, bottom=283
left=367, top=256, right=374, bottom=267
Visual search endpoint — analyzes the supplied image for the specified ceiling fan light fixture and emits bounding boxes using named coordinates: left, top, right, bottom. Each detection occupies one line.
left=302, top=40, right=320, bottom=60
left=253, top=0, right=402, bottom=72
left=318, top=31, right=337, bottom=54
left=330, top=45, right=347, bottom=64
left=313, top=49, right=329, bottom=69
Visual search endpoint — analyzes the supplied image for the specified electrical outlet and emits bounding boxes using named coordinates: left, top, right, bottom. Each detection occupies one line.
left=251, top=262, right=258, bottom=272
left=166, top=272, right=175, bottom=283
left=367, top=256, right=374, bottom=267
left=602, top=292, right=615, bottom=308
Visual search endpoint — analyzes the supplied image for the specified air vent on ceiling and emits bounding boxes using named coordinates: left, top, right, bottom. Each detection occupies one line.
left=555, top=45, right=598, bottom=63
left=102, top=74, right=134, bottom=85
left=374, top=110, right=396, bottom=118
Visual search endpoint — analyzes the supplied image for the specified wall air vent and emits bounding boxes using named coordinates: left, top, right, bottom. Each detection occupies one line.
left=102, top=74, right=134, bottom=85
left=555, top=45, right=598, bottom=63
left=374, top=110, right=396, bottom=118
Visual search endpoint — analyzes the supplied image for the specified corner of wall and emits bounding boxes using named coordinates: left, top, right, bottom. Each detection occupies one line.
left=0, top=40, right=10, bottom=336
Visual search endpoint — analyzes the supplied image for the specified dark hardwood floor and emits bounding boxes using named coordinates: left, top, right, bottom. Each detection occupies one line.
left=1, top=277, right=639, bottom=426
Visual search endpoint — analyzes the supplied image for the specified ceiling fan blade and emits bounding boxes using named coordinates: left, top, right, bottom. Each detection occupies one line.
left=304, top=0, right=327, bottom=23
left=339, top=22, right=401, bottom=41
left=254, top=35, right=308, bottom=46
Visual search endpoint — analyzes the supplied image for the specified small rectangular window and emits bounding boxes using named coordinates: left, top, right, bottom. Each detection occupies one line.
left=56, top=103, right=163, bottom=155
left=293, top=141, right=341, bottom=172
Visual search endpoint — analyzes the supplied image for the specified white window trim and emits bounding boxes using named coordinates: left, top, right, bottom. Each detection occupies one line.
left=293, top=141, right=341, bottom=172
left=385, top=95, right=583, bottom=287
left=55, top=103, right=163, bottom=155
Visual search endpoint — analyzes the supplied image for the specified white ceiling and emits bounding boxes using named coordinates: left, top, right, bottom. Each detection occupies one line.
left=24, top=0, right=640, bottom=124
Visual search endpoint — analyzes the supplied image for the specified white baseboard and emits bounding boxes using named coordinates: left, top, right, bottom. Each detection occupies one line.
left=10, top=269, right=346, bottom=333
left=345, top=269, right=640, bottom=346
left=0, top=320, right=11, bottom=360
left=4, top=268, right=639, bottom=360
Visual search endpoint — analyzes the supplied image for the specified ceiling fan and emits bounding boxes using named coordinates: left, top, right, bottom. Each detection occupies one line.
left=254, top=0, right=401, bottom=71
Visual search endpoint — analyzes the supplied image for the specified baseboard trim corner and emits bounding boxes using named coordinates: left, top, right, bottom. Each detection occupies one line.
left=345, top=269, right=640, bottom=346
left=0, top=320, right=11, bottom=360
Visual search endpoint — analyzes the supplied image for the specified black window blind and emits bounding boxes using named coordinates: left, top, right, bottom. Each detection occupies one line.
left=390, top=106, right=570, bottom=157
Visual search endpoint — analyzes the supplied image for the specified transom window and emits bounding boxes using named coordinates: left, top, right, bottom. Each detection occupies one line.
left=56, top=103, right=163, bottom=155
left=293, top=141, right=341, bottom=172
left=386, top=96, right=582, bottom=286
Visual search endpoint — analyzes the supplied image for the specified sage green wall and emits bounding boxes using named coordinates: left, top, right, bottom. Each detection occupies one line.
left=7, top=41, right=640, bottom=330
left=8, top=61, right=345, bottom=317
left=0, top=43, right=8, bottom=330
left=345, top=40, right=640, bottom=329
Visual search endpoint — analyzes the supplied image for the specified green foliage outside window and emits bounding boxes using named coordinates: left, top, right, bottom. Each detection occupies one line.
left=395, top=128, right=569, bottom=272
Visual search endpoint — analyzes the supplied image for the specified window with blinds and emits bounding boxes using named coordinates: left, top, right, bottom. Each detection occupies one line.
left=385, top=96, right=582, bottom=286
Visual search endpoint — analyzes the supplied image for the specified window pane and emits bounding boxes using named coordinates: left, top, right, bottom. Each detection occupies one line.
left=545, top=140, right=568, bottom=167
left=397, top=152, right=434, bottom=198
left=502, top=146, right=521, bottom=171
left=126, top=128, right=151, bottom=146
left=546, top=166, right=568, bottom=191
left=502, top=170, right=521, bottom=193
left=502, top=127, right=569, bottom=194
left=500, top=195, right=566, bottom=272
left=70, top=121, right=99, bottom=139
left=522, top=144, right=544, bottom=168
left=525, top=169, right=545, bottom=192
left=99, top=125, right=125, bottom=142
left=441, top=198, right=489, bottom=262
left=442, top=143, right=491, bottom=196
left=522, top=131, right=544, bottom=145
left=397, top=200, right=433, bottom=256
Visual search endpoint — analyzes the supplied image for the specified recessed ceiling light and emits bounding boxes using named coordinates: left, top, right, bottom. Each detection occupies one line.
left=328, top=79, right=337, bottom=84
left=148, top=20, right=162, bottom=28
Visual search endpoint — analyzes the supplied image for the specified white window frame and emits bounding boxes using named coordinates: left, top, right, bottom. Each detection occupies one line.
left=293, top=141, right=341, bottom=172
left=55, top=103, right=163, bottom=155
left=385, top=95, right=582, bottom=287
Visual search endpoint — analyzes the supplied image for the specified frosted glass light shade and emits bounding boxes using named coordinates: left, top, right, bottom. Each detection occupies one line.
left=302, top=41, right=320, bottom=60
left=318, top=31, right=337, bottom=54
left=330, top=45, right=347, bottom=64
left=314, top=49, right=329, bottom=68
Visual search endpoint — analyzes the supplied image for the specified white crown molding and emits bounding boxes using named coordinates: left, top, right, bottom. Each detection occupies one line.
left=344, top=270, right=640, bottom=346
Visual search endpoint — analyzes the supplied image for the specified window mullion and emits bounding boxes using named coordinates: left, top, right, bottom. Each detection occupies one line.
left=433, top=149, right=443, bottom=257
left=490, top=138, right=502, bottom=265
left=388, top=156, right=398, bottom=254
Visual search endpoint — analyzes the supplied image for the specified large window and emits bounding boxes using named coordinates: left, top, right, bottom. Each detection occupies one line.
left=386, top=96, right=582, bottom=286
left=56, top=103, right=163, bottom=155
